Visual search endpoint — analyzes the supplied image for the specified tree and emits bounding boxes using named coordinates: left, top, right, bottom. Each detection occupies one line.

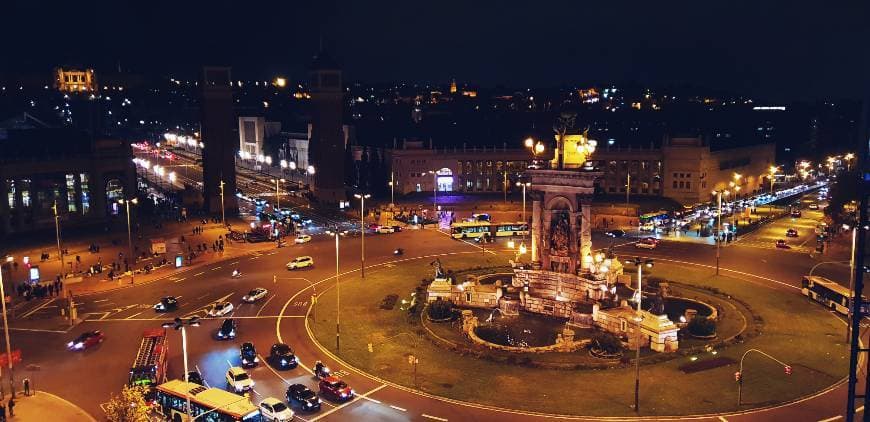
left=590, top=332, right=623, bottom=355
left=427, top=298, right=454, bottom=320
left=104, top=385, right=150, bottom=422
left=825, top=169, right=860, bottom=225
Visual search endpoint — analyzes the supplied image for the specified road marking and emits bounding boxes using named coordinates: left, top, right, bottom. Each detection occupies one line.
left=21, top=298, right=56, bottom=318
left=260, top=354, right=291, bottom=385
left=173, top=277, right=186, bottom=283
left=422, top=414, right=448, bottom=421
left=125, top=311, right=144, bottom=319
left=310, top=384, right=387, bottom=421
left=230, top=261, right=239, bottom=265
left=718, top=417, right=729, bottom=422
left=389, top=405, right=406, bottom=412
left=92, top=299, right=109, bottom=303
left=196, top=293, right=210, bottom=300
left=194, top=272, right=205, bottom=276
left=818, top=416, right=841, bottom=422
left=256, top=295, right=275, bottom=317
left=7, top=327, right=69, bottom=333
left=211, top=266, right=222, bottom=271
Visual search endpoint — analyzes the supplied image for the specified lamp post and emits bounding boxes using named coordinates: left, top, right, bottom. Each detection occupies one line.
left=768, top=165, right=779, bottom=195
left=844, top=153, right=854, bottom=171
left=626, top=173, right=631, bottom=205
left=503, top=171, right=508, bottom=204
left=306, top=165, right=316, bottom=191
left=52, top=200, right=65, bottom=277
left=524, top=137, right=545, bottom=168
left=516, top=181, right=531, bottom=252
left=162, top=317, right=200, bottom=420
left=712, top=189, right=730, bottom=275
left=624, top=257, right=653, bottom=413
left=389, top=171, right=395, bottom=206
left=733, top=173, right=742, bottom=201
left=427, top=170, right=438, bottom=226
left=118, top=197, right=138, bottom=285
left=271, top=178, right=286, bottom=211
left=219, top=180, right=226, bottom=228
left=0, top=262, right=15, bottom=398
left=353, top=194, right=371, bottom=278
left=325, top=228, right=346, bottom=351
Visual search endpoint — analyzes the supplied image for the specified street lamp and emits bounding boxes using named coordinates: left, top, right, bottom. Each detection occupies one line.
left=427, top=170, right=438, bottom=226
left=389, top=172, right=395, bottom=206
left=353, top=193, right=371, bottom=278
left=271, top=178, right=286, bottom=211
left=52, top=200, right=65, bottom=277
left=516, top=181, right=531, bottom=253
left=524, top=137, right=545, bottom=168
left=732, top=173, right=742, bottom=200
left=768, top=165, right=779, bottom=194
left=306, top=165, right=315, bottom=190
left=219, top=180, right=226, bottom=228
left=623, top=257, right=654, bottom=413
left=711, top=189, right=730, bottom=275
left=118, top=197, right=138, bottom=285
left=162, top=317, right=200, bottom=420
left=325, top=228, right=347, bottom=351
left=844, top=153, right=855, bottom=171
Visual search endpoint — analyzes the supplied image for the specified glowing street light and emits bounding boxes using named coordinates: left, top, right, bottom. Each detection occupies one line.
left=117, top=197, right=139, bottom=285
left=354, top=193, right=371, bottom=278
left=623, top=257, right=654, bottom=413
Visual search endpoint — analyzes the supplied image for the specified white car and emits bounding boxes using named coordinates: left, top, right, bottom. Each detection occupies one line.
left=295, top=234, right=312, bottom=244
left=225, top=367, right=254, bottom=393
left=208, top=302, right=234, bottom=317
left=259, top=397, right=294, bottom=421
left=242, top=288, right=269, bottom=303
left=635, top=240, right=657, bottom=250
left=376, top=226, right=395, bottom=234
left=286, top=256, right=314, bottom=270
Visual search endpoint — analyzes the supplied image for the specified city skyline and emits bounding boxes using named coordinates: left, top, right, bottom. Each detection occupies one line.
left=4, top=1, right=868, bottom=101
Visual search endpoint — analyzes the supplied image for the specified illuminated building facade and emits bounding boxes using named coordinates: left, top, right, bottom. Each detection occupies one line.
left=55, top=68, right=96, bottom=93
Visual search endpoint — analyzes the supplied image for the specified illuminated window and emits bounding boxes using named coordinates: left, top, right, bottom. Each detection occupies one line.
left=66, top=174, right=77, bottom=212
left=80, top=173, right=90, bottom=214
left=6, top=180, right=14, bottom=209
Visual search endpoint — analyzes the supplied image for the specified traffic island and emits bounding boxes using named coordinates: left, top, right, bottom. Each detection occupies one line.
left=308, top=255, right=849, bottom=416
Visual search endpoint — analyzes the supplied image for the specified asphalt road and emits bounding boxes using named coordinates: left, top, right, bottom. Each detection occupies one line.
left=6, top=192, right=866, bottom=421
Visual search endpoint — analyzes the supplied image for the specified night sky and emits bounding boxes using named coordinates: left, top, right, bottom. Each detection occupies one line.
left=5, top=1, right=868, bottom=100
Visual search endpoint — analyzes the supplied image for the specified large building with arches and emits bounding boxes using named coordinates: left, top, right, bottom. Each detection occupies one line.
left=0, top=122, right=135, bottom=237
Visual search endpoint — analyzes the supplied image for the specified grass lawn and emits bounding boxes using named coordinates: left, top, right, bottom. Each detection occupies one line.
left=310, top=254, right=848, bottom=416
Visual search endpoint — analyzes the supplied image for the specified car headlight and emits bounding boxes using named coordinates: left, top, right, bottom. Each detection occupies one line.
left=75, top=342, right=84, bottom=349
left=304, top=402, right=312, bottom=407
left=67, top=341, right=74, bottom=347
left=340, top=392, right=347, bottom=398
left=229, top=330, right=235, bottom=336
left=281, top=359, right=287, bottom=364
left=242, top=358, right=248, bottom=363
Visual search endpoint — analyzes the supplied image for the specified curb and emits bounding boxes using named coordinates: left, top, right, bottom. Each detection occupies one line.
left=28, top=390, right=98, bottom=422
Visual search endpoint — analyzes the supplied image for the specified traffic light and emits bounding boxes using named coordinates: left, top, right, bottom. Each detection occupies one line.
left=734, top=371, right=742, bottom=382
left=784, top=365, right=792, bottom=375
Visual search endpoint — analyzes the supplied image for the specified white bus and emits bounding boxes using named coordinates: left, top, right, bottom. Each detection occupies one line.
left=451, top=221, right=491, bottom=239
left=801, top=275, right=850, bottom=315
left=155, top=379, right=261, bottom=422
left=494, top=222, right=529, bottom=237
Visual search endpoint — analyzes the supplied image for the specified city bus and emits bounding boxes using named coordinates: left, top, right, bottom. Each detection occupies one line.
left=801, top=275, right=850, bottom=315
left=494, top=222, right=529, bottom=237
left=155, top=379, right=261, bottom=422
left=129, top=328, right=168, bottom=397
left=450, top=221, right=491, bottom=239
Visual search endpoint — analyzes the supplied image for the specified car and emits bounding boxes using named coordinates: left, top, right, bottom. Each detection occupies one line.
left=67, top=330, right=104, bottom=350
left=186, top=371, right=204, bottom=386
left=808, top=203, right=819, bottom=210
left=775, top=239, right=791, bottom=249
left=635, top=239, right=657, bottom=249
left=253, top=198, right=268, bottom=207
left=295, top=234, right=312, bottom=244
left=391, top=225, right=403, bottom=232
left=286, top=383, right=321, bottom=411
left=286, top=256, right=314, bottom=270
left=259, top=397, right=294, bottom=421
left=208, top=302, right=234, bottom=317
left=216, top=318, right=237, bottom=340
left=319, top=376, right=354, bottom=401
left=240, top=342, right=259, bottom=368
left=243, top=288, right=269, bottom=303
left=225, top=366, right=254, bottom=393
left=376, top=226, right=395, bottom=234
left=642, top=237, right=660, bottom=244
left=786, top=228, right=798, bottom=237
left=791, top=210, right=802, bottom=218
left=269, top=343, right=298, bottom=369
left=153, top=296, right=178, bottom=313
left=367, top=223, right=380, bottom=230
left=605, top=229, right=625, bottom=238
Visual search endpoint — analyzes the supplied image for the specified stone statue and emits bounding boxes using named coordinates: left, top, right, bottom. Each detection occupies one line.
left=430, top=258, right=446, bottom=279
left=553, top=112, right=577, bottom=169
left=649, top=290, right=666, bottom=316
left=549, top=210, right=570, bottom=256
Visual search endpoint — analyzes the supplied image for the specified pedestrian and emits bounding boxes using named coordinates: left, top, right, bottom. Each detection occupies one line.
left=0, top=402, right=6, bottom=422
left=22, top=378, right=30, bottom=396
left=8, top=397, right=14, bottom=417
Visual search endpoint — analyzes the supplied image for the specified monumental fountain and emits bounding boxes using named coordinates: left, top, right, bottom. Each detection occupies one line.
left=428, top=113, right=682, bottom=353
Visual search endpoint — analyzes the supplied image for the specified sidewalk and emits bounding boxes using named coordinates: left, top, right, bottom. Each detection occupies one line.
left=5, top=390, right=96, bottom=421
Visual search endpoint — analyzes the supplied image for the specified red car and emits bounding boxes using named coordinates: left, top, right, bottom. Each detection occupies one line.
left=319, top=376, right=354, bottom=401
left=642, top=237, right=660, bottom=244
left=775, top=239, right=791, bottom=249
left=67, top=330, right=105, bottom=350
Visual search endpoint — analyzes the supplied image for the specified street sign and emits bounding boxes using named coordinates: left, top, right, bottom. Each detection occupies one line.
left=0, top=349, right=22, bottom=366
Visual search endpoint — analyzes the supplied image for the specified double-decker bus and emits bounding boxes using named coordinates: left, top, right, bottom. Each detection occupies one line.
left=494, top=222, right=529, bottom=237
left=129, top=328, right=168, bottom=397
left=801, top=275, right=850, bottom=315
left=450, top=221, right=491, bottom=239
left=155, top=379, right=261, bottom=422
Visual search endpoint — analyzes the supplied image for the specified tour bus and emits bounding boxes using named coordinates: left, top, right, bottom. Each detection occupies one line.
left=451, top=221, right=491, bottom=239
left=156, top=379, right=261, bottom=422
left=801, top=275, right=850, bottom=315
left=494, top=222, right=530, bottom=237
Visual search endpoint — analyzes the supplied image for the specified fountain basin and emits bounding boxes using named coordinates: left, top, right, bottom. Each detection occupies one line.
left=472, top=309, right=568, bottom=348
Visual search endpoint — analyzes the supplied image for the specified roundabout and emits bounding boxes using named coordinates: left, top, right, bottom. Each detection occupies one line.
left=289, top=249, right=851, bottom=418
